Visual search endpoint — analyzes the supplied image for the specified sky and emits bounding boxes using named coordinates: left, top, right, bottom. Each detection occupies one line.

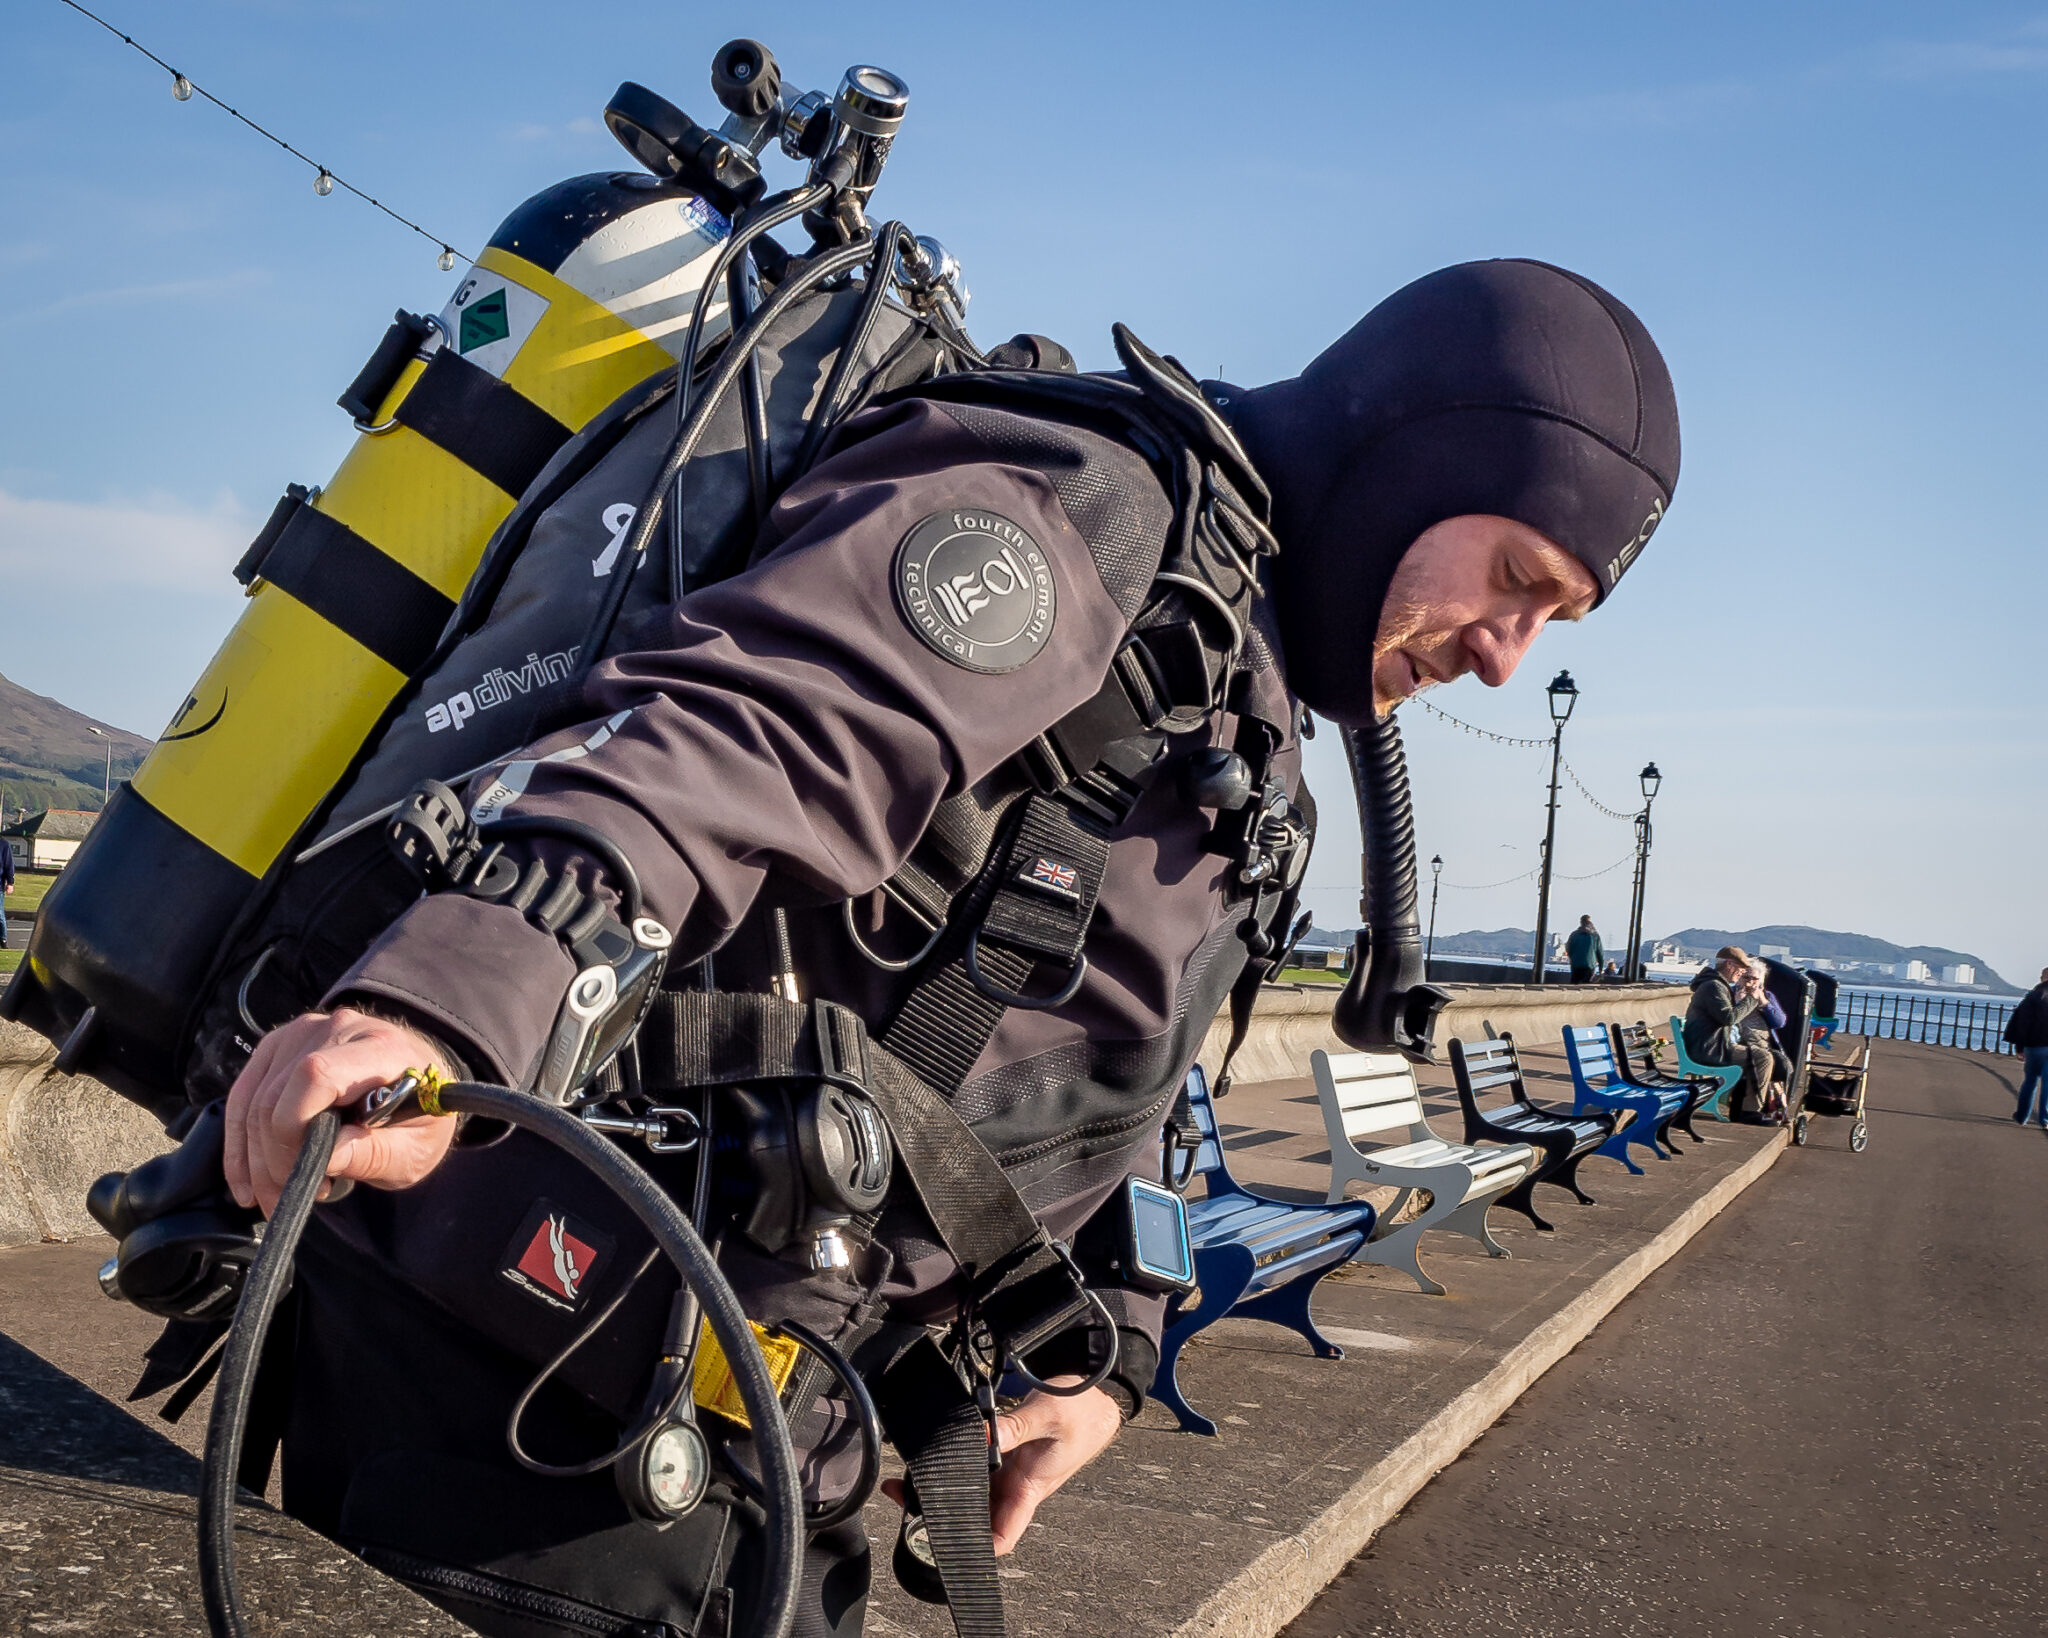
left=2, top=1, right=2043, bottom=982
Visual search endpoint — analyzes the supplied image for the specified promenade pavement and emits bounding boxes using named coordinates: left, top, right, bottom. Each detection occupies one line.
left=1285, top=1036, right=2048, bottom=1638
left=2, top=1043, right=1784, bottom=1636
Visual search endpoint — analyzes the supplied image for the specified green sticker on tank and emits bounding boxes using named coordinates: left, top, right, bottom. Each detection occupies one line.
left=459, top=289, right=511, bottom=354
left=439, top=271, right=550, bottom=379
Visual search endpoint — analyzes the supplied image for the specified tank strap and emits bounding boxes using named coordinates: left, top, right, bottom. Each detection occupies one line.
left=392, top=348, right=575, bottom=500
left=234, top=487, right=456, bottom=676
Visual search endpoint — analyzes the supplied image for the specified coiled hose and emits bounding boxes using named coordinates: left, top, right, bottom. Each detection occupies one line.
left=198, top=1086, right=803, bottom=1638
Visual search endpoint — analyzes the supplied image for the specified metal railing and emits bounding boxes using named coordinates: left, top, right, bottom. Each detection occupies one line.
left=1835, top=987, right=2017, bottom=1055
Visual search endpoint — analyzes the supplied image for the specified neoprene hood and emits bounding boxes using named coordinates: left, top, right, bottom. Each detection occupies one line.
left=1225, top=258, right=1681, bottom=724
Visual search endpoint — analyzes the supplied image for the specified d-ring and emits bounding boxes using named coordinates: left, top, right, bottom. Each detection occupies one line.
left=1005, top=1256, right=1119, bottom=1398
left=964, top=928, right=1087, bottom=1011
left=841, top=893, right=945, bottom=973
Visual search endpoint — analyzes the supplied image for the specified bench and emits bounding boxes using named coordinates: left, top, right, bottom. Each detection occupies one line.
left=1448, top=1034, right=1616, bottom=1232
left=1664, top=1014, right=1744, bottom=1122
left=1313, top=1049, right=1536, bottom=1296
left=1614, top=1020, right=1728, bottom=1127
left=1152, top=1064, right=1379, bottom=1436
left=1561, top=1024, right=1690, bottom=1175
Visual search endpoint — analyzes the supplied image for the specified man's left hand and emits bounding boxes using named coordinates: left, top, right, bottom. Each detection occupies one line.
left=879, top=1375, right=1124, bottom=1555
left=988, top=1378, right=1123, bottom=1554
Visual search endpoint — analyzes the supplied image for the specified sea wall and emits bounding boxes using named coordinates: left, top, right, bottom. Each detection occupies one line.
left=1196, top=981, right=1682, bottom=1085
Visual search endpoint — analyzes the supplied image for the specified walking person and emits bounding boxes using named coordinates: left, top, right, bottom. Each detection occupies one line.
left=2004, top=968, right=2048, bottom=1126
left=1566, top=915, right=1604, bottom=984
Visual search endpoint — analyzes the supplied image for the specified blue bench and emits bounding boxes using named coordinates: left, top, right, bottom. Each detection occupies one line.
left=1561, top=1024, right=1690, bottom=1175
left=1152, top=1065, right=1378, bottom=1436
left=1613, top=1019, right=1727, bottom=1127
left=1665, top=1014, right=1744, bottom=1121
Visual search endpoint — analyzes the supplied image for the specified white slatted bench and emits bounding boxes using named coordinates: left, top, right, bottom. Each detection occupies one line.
left=1313, top=1048, right=1537, bottom=1296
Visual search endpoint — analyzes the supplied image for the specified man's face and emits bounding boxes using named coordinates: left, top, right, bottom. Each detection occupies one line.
left=1719, top=957, right=1749, bottom=985
left=1371, top=515, right=1599, bottom=715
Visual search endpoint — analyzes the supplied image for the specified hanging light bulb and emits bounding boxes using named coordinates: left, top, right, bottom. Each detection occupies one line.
left=313, top=168, right=335, bottom=197
left=172, top=73, right=194, bottom=101
left=437, top=246, right=457, bottom=272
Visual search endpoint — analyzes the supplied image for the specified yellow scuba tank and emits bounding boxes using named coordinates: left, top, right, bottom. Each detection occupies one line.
left=8, top=167, right=738, bottom=1112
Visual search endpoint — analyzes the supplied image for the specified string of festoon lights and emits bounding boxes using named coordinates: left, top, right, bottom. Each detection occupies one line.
left=54, top=0, right=471, bottom=270
left=1413, top=697, right=1636, bottom=822
left=1439, top=850, right=1634, bottom=892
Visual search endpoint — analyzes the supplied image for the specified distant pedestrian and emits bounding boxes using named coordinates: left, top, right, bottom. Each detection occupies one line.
left=0, top=836, right=12, bottom=950
left=2003, top=968, right=2048, bottom=1126
left=1566, top=915, right=1604, bottom=984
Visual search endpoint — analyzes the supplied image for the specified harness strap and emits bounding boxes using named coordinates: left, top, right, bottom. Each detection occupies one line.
left=875, top=1337, right=1006, bottom=1638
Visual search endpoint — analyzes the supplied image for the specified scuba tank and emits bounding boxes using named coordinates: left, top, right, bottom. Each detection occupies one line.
left=10, top=175, right=735, bottom=1116
left=6, top=42, right=966, bottom=1119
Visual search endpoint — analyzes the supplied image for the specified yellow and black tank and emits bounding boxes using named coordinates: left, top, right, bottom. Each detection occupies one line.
left=6, top=171, right=731, bottom=1115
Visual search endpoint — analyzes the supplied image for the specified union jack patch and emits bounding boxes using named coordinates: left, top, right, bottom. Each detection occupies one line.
left=1020, top=855, right=1082, bottom=902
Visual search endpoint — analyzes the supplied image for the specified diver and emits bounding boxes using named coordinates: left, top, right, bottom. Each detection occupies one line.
left=204, top=257, right=1678, bottom=1638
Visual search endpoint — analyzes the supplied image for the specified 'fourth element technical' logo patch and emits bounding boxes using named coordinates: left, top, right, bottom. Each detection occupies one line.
left=893, top=510, right=1056, bottom=673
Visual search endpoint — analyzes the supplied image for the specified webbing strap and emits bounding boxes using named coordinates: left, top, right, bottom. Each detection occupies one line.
left=877, top=1339, right=1005, bottom=1638
left=394, top=348, right=574, bottom=499
left=880, top=794, right=1109, bottom=1096
left=242, top=498, right=457, bottom=674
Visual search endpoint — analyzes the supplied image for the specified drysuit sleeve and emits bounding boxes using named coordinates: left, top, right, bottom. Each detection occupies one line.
left=331, top=399, right=1135, bottom=1088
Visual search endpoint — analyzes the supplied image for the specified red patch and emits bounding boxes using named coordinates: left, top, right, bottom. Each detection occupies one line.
left=501, top=1203, right=605, bottom=1311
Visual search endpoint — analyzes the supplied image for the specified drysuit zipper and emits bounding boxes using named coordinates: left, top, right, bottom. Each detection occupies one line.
left=355, top=1543, right=689, bottom=1637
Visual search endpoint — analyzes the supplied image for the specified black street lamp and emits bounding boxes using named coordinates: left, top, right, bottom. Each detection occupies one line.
left=1624, top=761, right=1662, bottom=981
left=1530, top=670, right=1578, bottom=985
left=1425, top=853, right=1443, bottom=979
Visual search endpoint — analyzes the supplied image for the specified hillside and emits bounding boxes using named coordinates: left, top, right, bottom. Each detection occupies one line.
left=1659, top=925, right=2016, bottom=993
left=0, top=671, right=152, bottom=818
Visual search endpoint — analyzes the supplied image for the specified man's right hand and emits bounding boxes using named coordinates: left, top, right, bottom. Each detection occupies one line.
left=224, top=1007, right=460, bottom=1218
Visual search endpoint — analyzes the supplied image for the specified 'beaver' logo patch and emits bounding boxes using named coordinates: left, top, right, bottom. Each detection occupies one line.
left=893, top=510, right=1056, bottom=673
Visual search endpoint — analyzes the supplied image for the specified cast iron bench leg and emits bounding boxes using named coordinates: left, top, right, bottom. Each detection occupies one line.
left=1154, top=1243, right=1259, bottom=1437
left=1233, top=1261, right=1349, bottom=1360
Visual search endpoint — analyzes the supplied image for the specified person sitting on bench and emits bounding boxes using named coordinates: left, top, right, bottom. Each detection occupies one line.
left=1684, top=946, right=1786, bottom=1122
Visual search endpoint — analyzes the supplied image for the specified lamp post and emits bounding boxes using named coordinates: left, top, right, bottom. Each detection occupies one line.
left=1425, top=854, right=1443, bottom=980
left=1624, top=761, right=1661, bottom=981
left=86, top=727, right=111, bottom=805
left=1530, top=670, right=1578, bottom=985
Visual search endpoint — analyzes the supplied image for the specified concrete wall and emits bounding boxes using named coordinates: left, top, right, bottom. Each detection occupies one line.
left=1196, top=980, right=1683, bottom=1085
left=1, top=1017, right=171, bottom=1248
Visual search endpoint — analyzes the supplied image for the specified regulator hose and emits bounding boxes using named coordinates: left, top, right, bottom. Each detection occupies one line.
left=1331, top=713, right=1452, bottom=1063
left=197, top=1085, right=804, bottom=1638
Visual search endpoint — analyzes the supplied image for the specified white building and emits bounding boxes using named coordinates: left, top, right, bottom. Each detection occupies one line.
left=1940, top=963, right=1976, bottom=986
left=1759, top=943, right=1791, bottom=960
left=1895, top=959, right=1931, bottom=983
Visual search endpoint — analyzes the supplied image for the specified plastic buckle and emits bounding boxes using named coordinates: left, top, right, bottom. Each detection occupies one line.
left=964, top=927, right=1088, bottom=1011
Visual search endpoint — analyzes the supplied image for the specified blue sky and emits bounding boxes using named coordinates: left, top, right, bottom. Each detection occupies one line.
left=2, top=1, right=2043, bottom=982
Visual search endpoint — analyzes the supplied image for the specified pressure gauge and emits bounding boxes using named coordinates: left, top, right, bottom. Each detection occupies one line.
left=624, top=1417, right=711, bottom=1522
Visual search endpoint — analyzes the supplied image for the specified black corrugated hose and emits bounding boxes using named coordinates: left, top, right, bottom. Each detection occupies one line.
left=197, top=1085, right=803, bottom=1638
